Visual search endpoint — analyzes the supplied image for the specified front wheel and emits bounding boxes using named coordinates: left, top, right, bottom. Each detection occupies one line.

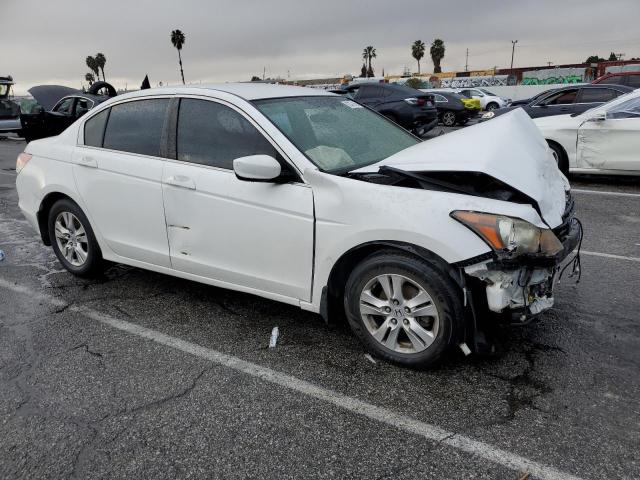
left=344, top=251, right=464, bottom=368
left=48, top=198, right=105, bottom=277
left=485, top=102, right=499, bottom=111
left=547, top=141, right=569, bottom=175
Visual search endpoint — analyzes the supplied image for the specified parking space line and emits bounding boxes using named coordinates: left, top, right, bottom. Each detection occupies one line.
left=572, top=189, right=640, bottom=198
left=0, top=277, right=585, bottom=480
left=581, top=251, right=640, bottom=263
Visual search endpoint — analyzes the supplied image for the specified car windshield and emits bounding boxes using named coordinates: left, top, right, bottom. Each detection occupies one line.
left=253, top=96, right=419, bottom=173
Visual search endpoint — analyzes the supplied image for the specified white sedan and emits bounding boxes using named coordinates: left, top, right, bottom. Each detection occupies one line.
left=534, top=89, right=640, bottom=175
left=15, top=84, right=579, bottom=368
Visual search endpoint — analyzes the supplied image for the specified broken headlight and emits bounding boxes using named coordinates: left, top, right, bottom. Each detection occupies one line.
left=451, top=211, right=563, bottom=256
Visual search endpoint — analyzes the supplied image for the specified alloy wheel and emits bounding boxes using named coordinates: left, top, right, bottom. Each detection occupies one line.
left=359, top=274, right=440, bottom=354
left=442, top=112, right=456, bottom=126
left=54, top=211, right=89, bottom=267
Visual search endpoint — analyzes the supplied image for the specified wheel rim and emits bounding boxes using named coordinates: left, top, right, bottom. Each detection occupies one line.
left=359, top=274, right=440, bottom=354
left=443, top=112, right=456, bottom=126
left=487, top=104, right=497, bottom=111
left=54, top=212, right=89, bottom=267
left=551, top=148, right=560, bottom=164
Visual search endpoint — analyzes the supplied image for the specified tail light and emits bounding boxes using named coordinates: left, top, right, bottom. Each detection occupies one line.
left=405, top=97, right=427, bottom=106
left=16, top=152, right=32, bottom=174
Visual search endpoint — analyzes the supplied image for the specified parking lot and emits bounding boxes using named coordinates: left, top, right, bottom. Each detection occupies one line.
left=0, top=135, right=638, bottom=479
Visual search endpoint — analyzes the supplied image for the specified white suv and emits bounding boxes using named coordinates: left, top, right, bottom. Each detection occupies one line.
left=15, top=84, right=579, bottom=368
left=455, top=88, right=510, bottom=111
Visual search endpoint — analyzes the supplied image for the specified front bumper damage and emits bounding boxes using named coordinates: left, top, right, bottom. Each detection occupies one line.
left=462, top=214, right=582, bottom=324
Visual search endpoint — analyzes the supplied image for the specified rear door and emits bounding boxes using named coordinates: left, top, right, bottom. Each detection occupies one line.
left=73, top=97, right=172, bottom=267
left=161, top=97, right=314, bottom=301
left=577, top=95, right=640, bottom=171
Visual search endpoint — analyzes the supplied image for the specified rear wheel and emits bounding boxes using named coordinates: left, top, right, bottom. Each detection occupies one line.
left=48, top=199, right=104, bottom=277
left=485, top=102, right=499, bottom=111
left=441, top=111, right=457, bottom=127
left=344, top=251, right=464, bottom=368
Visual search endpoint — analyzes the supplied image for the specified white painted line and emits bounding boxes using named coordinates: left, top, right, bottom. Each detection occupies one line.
left=581, top=250, right=640, bottom=263
left=0, top=277, right=585, bottom=480
left=572, top=188, right=640, bottom=198
left=0, top=171, right=16, bottom=176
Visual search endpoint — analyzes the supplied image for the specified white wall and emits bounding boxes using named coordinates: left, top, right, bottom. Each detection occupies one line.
left=483, top=84, right=586, bottom=101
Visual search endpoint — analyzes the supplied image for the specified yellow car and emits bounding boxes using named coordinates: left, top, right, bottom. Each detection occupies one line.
left=461, top=97, right=481, bottom=112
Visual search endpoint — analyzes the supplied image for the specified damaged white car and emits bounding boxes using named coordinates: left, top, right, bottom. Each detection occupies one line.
left=16, top=84, right=581, bottom=367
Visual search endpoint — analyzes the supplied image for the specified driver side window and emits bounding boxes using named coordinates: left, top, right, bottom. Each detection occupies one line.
left=538, top=89, right=578, bottom=106
left=53, top=97, right=74, bottom=115
left=607, top=96, right=640, bottom=119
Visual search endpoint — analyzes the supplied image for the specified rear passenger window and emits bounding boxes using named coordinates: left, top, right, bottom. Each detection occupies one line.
left=627, top=75, right=640, bottom=88
left=103, top=99, right=169, bottom=156
left=84, top=108, right=110, bottom=147
left=579, top=88, right=618, bottom=103
left=176, top=99, right=278, bottom=169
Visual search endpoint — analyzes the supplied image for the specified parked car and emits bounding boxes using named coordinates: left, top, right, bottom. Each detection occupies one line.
left=16, top=85, right=580, bottom=368
left=340, top=83, right=438, bottom=135
left=424, top=91, right=479, bottom=126
left=481, top=84, right=633, bottom=121
left=19, top=84, right=115, bottom=142
left=592, top=71, right=640, bottom=89
left=0, top=76, right=21, bottom=135
left=534, top=89, right=640, bottom=175
left=454, top=88, right=510, bottom=111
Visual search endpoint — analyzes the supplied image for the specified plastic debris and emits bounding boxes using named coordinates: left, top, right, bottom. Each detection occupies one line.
left=268, top=326, right=279, bottom=348
left=364, top=353, right=377, bottom=364
left=0, top=249, right=5, bottom=262
left=459, top=343, right=472, bottom=356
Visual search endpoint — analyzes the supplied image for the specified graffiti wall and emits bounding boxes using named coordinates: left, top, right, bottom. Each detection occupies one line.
left=522, top=67, right=591, bottom=85
left=437, top=75, right=512, bottom=88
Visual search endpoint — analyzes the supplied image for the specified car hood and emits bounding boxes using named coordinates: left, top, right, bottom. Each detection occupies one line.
left=28, top=85, right=79, bottom=111
left=351, top=108, right=569, bottom=227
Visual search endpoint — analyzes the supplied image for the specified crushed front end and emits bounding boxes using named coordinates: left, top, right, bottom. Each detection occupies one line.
left=455, top=194, right=582, bottom=326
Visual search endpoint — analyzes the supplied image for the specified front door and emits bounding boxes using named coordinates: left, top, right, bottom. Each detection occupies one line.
left=529, top=88, right=578, bottom=118
left=162, top=97, right=314, bottom=301
left=73, top=98, right=172, bottom=267
left=577, top=96, right=640, bottom=171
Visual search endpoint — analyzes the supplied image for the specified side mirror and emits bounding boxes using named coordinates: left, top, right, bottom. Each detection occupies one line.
left=233, top=155, right=282, bottom=182
left=588, top=111, right=607, bottom=122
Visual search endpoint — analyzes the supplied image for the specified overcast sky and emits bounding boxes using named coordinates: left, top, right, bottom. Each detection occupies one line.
left=3, top=0, right=640, bottom=95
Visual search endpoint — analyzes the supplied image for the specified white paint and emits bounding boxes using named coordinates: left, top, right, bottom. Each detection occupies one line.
left=572, top=188, right=640, bottom=198
left=581, top=251, right=640, bottom=263
left=0, top=277, right=586, bottom=480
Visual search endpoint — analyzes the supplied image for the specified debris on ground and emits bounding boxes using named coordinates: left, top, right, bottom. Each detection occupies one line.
left=0, top=249, right=5, bottom=262
left=364, top=353, right=377, bottom=364
left=518, top=473, right=530, bottom=480
left=269, top=326, right=279, bottom=348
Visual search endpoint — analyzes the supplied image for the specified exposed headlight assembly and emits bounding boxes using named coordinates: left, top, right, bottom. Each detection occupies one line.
left=451, top=211, right=563, bottom=256
left=481, top=111, right=495, bottom=119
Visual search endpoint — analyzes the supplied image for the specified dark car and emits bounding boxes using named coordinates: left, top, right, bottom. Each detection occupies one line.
left=592, top=71, right=640, bottom=89
left=20, top=82, right=116, bottom=142
left=430, top=91, right=478, bottom=126
left=341, top=83, right=438, bottom=135
left=481, top=84, right=633, bottom=121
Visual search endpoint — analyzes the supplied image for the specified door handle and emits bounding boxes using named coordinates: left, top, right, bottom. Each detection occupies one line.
left=76, top=156, right=97, bottom=168
left=164, top=175, right=196, bottom=190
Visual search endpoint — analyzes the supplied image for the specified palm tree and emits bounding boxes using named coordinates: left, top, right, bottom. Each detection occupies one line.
left=430, top=39, right=445, bottom=73
left=171, top=29, right=186, bottom=84
left=85, top=72, right=95, bottom=86
left=362, top=46, right=377, bottom=77
left=411, top=40, right=426, bottom=74
left=95, top=53, right=107, bottom=82
left=86, top=56, right=99, bottom=81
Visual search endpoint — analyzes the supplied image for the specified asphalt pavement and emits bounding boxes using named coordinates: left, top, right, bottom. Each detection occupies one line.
left=0, top=135, right=638, bottom=480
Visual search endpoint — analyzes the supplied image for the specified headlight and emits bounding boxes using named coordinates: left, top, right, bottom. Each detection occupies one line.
left=451, top=211, right=563, bottom=256
left=482, top=111, right=495, bottom=119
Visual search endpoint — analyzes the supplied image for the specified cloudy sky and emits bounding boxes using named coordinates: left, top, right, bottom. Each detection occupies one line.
left=3, top=0, right=640, bottom=95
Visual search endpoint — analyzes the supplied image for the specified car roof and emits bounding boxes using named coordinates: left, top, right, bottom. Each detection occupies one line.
left=112, top=83, right=335, bottom=102
left=578, top=84, right=634, bottom=92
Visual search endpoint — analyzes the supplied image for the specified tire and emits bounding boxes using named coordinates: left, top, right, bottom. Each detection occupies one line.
left=441, top=111, right=457, bottom=127
left=48, top=198, right=104, bottom=278
left=485, top=102, right=499, bottom=111
left=456, top=117, right=469, bottom=126
left=547, top=141, right=569, bottom=175
left=344, top=251, right=464, bottom=368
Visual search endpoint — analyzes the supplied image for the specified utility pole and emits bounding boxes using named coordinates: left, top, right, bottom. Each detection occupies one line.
left=510, top=40, right=518, bottom=72
left=616, top=53, right=625, bottom=61
left=547, top=61, right=553, bottom=67
left=465, top=48, right=469, bottom=72
left=263, top=66, right=266, bottom=80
